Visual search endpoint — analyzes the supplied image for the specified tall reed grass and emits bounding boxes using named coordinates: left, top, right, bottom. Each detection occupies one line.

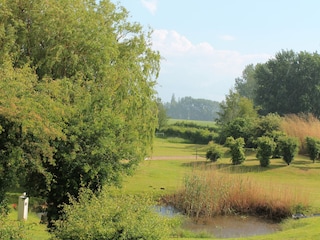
left=281, top=114, right=320, bottom=153
left=163, top=169, right=309, bottom=222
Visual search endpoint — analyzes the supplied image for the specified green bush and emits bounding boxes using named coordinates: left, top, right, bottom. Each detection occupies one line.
left=162, top=125, right=217, bottom=144
left=0, top=213, right=26, bottom=240
left=306, top=137, right=320, bottom=163
left=51, top=188, right=178, bottom=240
left=279, top=136, right=299, bottom=165
left=225, top=137, right=246, bottom=165
left=205, top=141, right=223, bottom=162
left=220, top=117, right=257, bottom=148
left=256, top=136, right=276, bottom=167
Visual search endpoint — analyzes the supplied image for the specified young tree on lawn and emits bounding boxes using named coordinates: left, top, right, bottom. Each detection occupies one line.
left=225, top=137, right=246, bottom=165
left=279, top=136, right=299, bottom=165
left=306, top=137, right=320, bottom=163
left=256, top=136, right=276, bottom=167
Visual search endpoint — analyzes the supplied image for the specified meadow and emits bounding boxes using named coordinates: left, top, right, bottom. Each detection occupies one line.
left=123, top=137, right=320, bottom=240
left=6, top=135, right=320, bottom=239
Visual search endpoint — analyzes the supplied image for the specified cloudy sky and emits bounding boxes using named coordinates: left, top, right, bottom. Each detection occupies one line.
left=111, top=0, right=320, bottom=102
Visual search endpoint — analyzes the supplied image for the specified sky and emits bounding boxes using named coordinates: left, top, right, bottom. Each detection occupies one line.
left=111, top=0, right=320, bottom=103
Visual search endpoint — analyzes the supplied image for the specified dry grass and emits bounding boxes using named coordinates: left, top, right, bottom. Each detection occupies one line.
left=162, top=168, right=309, bottom=222
left=281, top=114, right=320, bottom=153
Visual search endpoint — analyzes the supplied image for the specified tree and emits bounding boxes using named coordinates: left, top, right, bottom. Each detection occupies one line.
left=278, top=136, right=299, bottom=165
left=225, top=137, right=246, bottom=165
left=255, top=50, right=320, bottom=116
left=256, top=136, right=276, bottom=167
left=306, top=137, right=320, bottom=163
left=217, top=90, right=258, bottom=124
left=234, top=64, right=257, bottom=100
left=0, top=60, right=67, bottom=209
left=156, top=98, right=168, bottom=131
left=206, top=141, right=223, bottom=162
left=0, top=0, right=160, bottom=224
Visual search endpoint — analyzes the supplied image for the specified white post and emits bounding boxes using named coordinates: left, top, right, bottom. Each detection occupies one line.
left=18, top=192, right=29, bottom=221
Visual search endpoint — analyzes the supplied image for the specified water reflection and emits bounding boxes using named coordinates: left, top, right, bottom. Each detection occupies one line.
left=154, top=205, right=280, bottom=238
left=154, top=205, right=180, bottom=217
left=183, top=215, right=280, bottom=238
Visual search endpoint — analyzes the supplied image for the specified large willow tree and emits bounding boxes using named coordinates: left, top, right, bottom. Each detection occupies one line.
left=0, top=0, right=160, bottom=223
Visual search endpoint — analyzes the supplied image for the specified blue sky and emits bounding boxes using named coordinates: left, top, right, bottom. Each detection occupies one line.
left=111, top=0, right=320, bottom=102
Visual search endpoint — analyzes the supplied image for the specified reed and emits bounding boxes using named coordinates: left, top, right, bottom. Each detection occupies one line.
left=163, top=168, right=309, bottom=222
left=281, top=113, right=320, bottom=153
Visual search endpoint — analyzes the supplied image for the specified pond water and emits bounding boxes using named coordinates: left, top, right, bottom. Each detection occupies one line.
left=155, top=205, right=281, bottom=238
left=183, top=215, right=280, bottom=238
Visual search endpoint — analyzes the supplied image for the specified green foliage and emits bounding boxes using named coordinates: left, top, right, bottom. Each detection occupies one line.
left=156, top=98, right=168, bottom=131
left=254, top=113, right=282, bottom=137
left=221, top=117, right=256, bottom=147
left=0, top=213, right=26, bottom=240
left=51, top=188, right=177, bottom=240
left=162, top=124, right=217, bottom=144
left=0, top=0, right=161, bottom=224
left=217, top=90, right=258, bottom=124
left=234, top=64, right=257, bottom=100
left=225, top=137, right=246, bottom=165
left=305, top=137, right=320, bottom=163
left=205, top=141, right=223, bottom=162
left=256, top=136, right=276, bottom=167
left=278, top=136, right=300, bottom=165
left=255, top=50, right=320, bottom=116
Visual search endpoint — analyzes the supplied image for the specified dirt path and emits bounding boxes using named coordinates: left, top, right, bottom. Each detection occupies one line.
left=146, top=155, right=206, bottom=160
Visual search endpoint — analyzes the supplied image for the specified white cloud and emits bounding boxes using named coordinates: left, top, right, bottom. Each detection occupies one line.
left=152, top=29, right=271, bottom=102
left=141, top=0, right=158, bottom=15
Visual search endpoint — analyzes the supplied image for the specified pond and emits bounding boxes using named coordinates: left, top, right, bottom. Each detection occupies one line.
left=183, top=215, right=280, bottom=238
left=155, top=205, right=281, bottom=238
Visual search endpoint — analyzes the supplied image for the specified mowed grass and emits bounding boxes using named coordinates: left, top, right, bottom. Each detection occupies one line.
left=123, top=137, right=320, bottom=239
left=6, top=137, right=320, bottom=239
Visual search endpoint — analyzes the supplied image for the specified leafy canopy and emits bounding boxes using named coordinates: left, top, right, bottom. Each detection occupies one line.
left=0, top=0, right=161, bottom=223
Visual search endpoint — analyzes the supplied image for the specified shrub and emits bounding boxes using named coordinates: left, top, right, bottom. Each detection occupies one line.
left=305, top=137, right=320, bottom=163
left=268, top=130, right=286, bottom=158
left=221, top=117, right=256, bottom=147
left=205, top=141, right=223, bottom=162
left=0, top=213, right=26, bottom=239
left=254, top=113, right=282, bottom=137
left=256, top=136, right=276, bottom=167
left=162, top=125, right=217, bottom=144
left=278, top=136, right=299, bottom=165
left=51, top=188, right=177, bottom=240
left=225, top=137, right=245, bottom=165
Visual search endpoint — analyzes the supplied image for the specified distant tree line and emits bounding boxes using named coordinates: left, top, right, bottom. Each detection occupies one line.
left=165, top=95, right=220, bottom=121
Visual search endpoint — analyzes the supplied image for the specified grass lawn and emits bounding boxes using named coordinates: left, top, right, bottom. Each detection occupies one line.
left=5, top=136, right=320, bottom=239
left=124, top=137, right=320, bottom=239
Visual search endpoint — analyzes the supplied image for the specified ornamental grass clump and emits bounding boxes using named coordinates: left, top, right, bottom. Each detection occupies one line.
left=281, top=113, right=320, bottom=153
left=164, top=169, right=309, bottom=222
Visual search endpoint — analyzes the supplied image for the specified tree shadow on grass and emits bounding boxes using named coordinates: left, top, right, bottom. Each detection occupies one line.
left=290, top=159, right=320, bottom=171
left=181, top=159, right=287, bottom=173
left=181, top=160, right=210, bottom=168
